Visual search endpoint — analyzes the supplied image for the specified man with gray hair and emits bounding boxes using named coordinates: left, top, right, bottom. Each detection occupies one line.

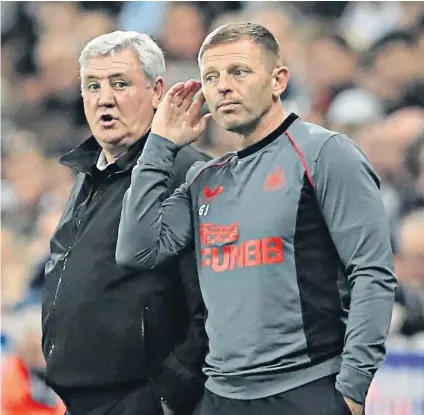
left=42, top=31, right=208, bottom=415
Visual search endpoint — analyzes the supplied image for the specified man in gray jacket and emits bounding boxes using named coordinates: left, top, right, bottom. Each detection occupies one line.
left=116, top=23, right=397, bottom=415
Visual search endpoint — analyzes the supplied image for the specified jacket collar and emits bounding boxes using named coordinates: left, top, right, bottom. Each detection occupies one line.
left=60, top=132, right=149, bottom=174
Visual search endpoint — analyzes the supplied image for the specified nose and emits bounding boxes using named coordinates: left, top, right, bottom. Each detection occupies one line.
left=98, top=85, right=115, bottom=108
left=216, top=74, right=232, bottom=95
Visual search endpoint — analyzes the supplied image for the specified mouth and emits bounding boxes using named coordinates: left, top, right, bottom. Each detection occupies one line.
left=99, top=114, right=117, bottom=128
left=218, top=102, right=239, bottom=111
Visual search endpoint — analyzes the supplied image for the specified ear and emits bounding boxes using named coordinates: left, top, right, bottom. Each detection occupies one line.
left=271, top=66, right=289, bottom=99
left=151, top=76, right=165, bottom=109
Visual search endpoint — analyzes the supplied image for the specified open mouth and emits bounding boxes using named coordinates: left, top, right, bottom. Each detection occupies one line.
left=100, top=114, right=117, bottom=127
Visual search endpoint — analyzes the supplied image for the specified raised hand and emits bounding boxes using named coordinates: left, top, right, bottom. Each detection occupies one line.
left=344, top=396, right=364, bottom=415
left=151, top=79, right=212, bottom=146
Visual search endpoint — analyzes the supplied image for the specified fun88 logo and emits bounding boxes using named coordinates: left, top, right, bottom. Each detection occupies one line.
left=365, top=349, right=424, bottom=414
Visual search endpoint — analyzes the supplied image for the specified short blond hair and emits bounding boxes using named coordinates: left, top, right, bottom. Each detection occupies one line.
left=198, top=22, right=281, bottom=66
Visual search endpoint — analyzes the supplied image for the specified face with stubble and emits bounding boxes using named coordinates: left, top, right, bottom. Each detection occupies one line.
left=200, top=39, right=288, bottom=136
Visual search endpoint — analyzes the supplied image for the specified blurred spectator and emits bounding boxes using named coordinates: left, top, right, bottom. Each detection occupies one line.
left=118, top=1, right=169, bottom=38
left=75, top=11, right=116, bottom=45
left=400, top=1, right=424, bottom=29
left=162, top=3, right=205, bottom=59
left=359, top=31, right=422, bottom=112
left=1, top=306, right=66, bottom=415
left=305, top=30, right=357, bottom=122
left=392, top=284, right=424, bottom=337
left=161, top=3, right=207, bottom=87
left=355, top=108, right=424, bottom=187
left=394, top=211, right=424, bottom=292
left=296, top=1, right=348, bottom=20
left=339, top=1, right=406, bottom=49
left=353, top=107, right=424, bottom=228
left=2, top=149, right=51, bottom=234
left=1, top=229, right=29, bottom=309
left=28, top=2, right=80, bottom=34
left=415, top=17, right=424, bottom=74
left=326, top=88, right=384, bottom=134
left=400, top=132, right=424, bottom=217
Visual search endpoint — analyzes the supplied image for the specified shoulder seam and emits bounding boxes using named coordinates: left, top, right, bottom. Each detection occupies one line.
left=315, top=133, right=341, bottom=164
left=187, top=155, right=236, bottom=189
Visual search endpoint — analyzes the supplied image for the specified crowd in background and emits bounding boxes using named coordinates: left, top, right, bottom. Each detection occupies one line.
left=1, top=1, right=424, bottom=412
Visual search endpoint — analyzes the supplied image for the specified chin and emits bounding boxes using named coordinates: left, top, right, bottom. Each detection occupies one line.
left=225, top=124, right=242, bottom=134
left=221, top=119, right=246, bottom=134
left=217, top=116, right=242, bottom=133
left=96, top=129, right=125, bottom=144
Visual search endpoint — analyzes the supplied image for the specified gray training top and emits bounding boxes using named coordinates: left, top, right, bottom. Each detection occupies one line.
left=116, top=113, right=397, bottom=404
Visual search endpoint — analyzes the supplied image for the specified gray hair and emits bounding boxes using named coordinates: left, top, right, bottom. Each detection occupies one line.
left=79, top=31, right=165, bottom=85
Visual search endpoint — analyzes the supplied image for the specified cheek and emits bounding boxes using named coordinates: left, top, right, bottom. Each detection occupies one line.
left=242, top=83, right=268, bottom=106
left=136, top=96, right=154, bottom=115
left=83, top=98, right=96, bottom=120
left=259, top=81, right=275, bottom=101
left=202, top=88, right=214, bottom=107
left=121, top=95, right=154, bottom=121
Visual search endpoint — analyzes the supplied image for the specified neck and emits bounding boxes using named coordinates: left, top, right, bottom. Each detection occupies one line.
left=101, top=122, right=152, bottom=164
left=102, top=146, right=128, bottom=164
left=240, top=103, right=287, bottom=149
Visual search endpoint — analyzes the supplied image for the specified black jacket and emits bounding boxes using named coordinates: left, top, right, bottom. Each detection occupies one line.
left=42, top=133, right=209, bottom=413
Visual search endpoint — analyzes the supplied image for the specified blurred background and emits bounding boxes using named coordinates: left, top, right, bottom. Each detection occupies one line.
left=1, top=1, right=424, bottom=414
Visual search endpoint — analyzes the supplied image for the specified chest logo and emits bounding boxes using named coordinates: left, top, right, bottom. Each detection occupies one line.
left=199, top=221, right=284, bottom=272
left=203, top=185, right=224, bottom=200
left=199, top=185, right=224, bottom=216
left=264, top=167, right=285, bottom=192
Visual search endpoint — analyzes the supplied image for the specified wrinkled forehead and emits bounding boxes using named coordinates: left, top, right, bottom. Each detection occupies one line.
left=81, top=49, right=143, bottom=79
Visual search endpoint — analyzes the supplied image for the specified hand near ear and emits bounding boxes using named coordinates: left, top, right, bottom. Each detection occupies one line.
left=151, top=80, right=212, bottom=146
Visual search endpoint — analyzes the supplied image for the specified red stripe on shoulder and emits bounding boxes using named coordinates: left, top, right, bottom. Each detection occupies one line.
left=285, top=131, right=316, bottom=188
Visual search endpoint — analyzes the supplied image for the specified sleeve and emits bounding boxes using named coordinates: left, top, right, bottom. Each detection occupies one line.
left=117, top=134, right=208, bottom=409
left=116, top=133, right=198, bottom=270
left=314, top=134, right=397, bottom=404
left=152, top=249, right=207, bottom=410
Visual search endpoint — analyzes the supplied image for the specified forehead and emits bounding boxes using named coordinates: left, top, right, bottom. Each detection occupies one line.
left=82, top=48, right=144, bottom=79
left=201, top=39, right=266, bottom=70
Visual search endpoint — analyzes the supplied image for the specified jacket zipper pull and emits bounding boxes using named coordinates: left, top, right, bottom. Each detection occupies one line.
left=63, top=251, right=70, bottom=270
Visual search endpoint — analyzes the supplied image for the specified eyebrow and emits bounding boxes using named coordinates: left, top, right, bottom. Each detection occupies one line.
left=203, top=63, right=250, bottom=73
left=85, top=73, right=127, bottom=80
